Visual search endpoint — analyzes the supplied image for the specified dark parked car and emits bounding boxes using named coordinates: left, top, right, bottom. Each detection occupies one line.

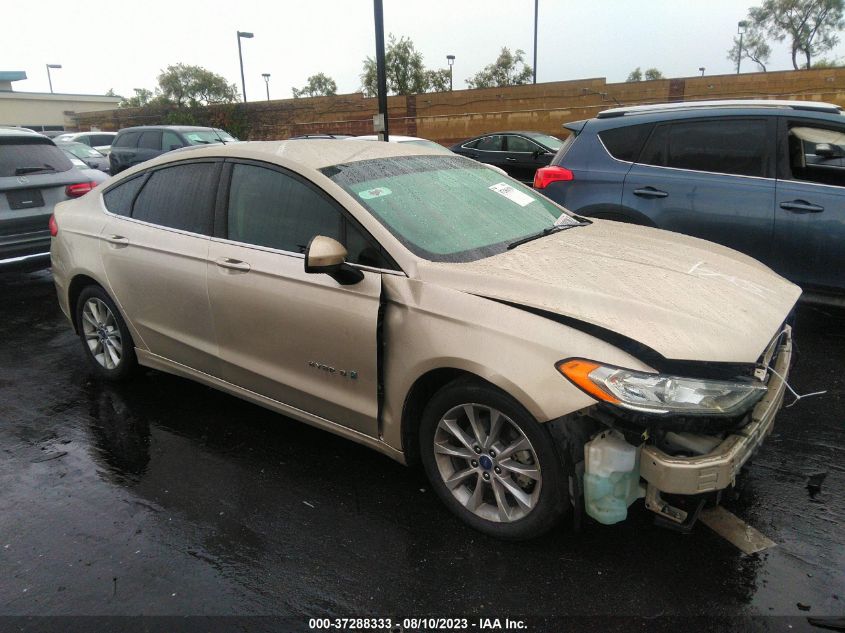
left=0, top=128, right=104, bottom=270
left=109, top=125, right=237, bottom=175
left=56, top=141, right=110, bottom=173
left=450, top=131, right=564, bottom=183
left=534, top=100, right=845, bottom=305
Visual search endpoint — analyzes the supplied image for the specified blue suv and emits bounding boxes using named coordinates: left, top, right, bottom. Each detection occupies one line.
left=535, top=100, right=845, bottom=305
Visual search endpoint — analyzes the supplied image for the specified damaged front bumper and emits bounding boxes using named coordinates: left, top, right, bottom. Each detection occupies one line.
left=640, top=327, right=792, bottom=524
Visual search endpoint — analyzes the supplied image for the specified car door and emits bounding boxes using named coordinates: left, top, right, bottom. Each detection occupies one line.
left=464, top=135, right=509, bottom=173
left=206, top=160, right=385, bottom=436
left=621, top=117, right=777, bottom=266
left=99, top=160, right=221, bottom=375
left=504, top=134, right=549, bottom=184
left=772, top=116, right=845, bottom=293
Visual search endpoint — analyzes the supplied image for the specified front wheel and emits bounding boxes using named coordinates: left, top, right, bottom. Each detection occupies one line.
left=419, top=380, right=568, bottom=540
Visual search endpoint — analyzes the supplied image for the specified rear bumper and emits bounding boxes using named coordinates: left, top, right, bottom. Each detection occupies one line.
left=639, top=328, right=792, bottom=496
left=0, top=250, right=51, bottom=271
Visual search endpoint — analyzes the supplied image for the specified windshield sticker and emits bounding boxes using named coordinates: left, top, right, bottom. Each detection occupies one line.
left=358, top=186, right=392, bottom=200
left=489, top=182, right=535, bottom=207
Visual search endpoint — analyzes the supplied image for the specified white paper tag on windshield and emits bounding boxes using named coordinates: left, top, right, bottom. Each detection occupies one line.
left=489, top=182, right=535, bottom=207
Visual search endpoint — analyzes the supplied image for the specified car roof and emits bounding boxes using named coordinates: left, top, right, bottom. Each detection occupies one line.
left=351, top=135, right=429, bottom=142
left=0, top=127, right=45, bottom=138
left=596, top=99, right=842, bottom=119
left=123, top=139, right=456, bottom=175
left=116, top=125, right=216, bottom=133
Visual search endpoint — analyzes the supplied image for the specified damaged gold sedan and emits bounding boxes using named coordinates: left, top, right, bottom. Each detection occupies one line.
left=50, top=140, right=799, bottom=539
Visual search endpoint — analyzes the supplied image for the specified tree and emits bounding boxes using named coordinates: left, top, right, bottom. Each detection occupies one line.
left=727, top=28, right=772, bottom=71
left=156, top=63, right=239, bottom=107
left=807, top=55, right=844, bottom=65
left=745, top=0, right=845, bottom=70
left=626, top=67, right=643, bottom=82
left=119, top=88, right=154, bottom=108
left=465, top=47, right=533, bottom=89
left=426, top=68, right=451, bottom=92
left=626, top=67, right=664, bottom=81
left=361, top=35, right=431, bottom=96
left=292, top=73, right=338, bottom=98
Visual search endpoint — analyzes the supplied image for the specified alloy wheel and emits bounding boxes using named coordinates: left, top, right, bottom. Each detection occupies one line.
left=433, top=403, right=542, bottom=523
left=81, top=298, right=123, bottom=370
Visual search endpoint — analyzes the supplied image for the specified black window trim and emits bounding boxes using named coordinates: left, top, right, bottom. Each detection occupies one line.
left=214, top=157, right=404, bottom=274
left=99, top=158, right=223, bottom=238
left=635, top=116, right=777, bottom=181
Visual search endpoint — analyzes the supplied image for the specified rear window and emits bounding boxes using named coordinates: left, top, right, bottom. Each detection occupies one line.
left=0, top=138, right=74, bottom=177
left=103, top=175, right=145, bottom=216
left=598, top=124, right=653, bottom=162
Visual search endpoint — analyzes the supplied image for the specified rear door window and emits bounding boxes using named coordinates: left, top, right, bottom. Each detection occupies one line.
left=506, top=135, right=541, bottom=153
left=598, top=124, right=654, bottom=162
left=475, top=135, right=504, bottom=151
left=102, top=175, right=145, bottom=216
left=138, top=131, right=163, bottom=150
left=113, top=132, right=140, bottom=148
left=639, top=119, right=769, bottom=178
left=132, top=162, right=217, bottom=234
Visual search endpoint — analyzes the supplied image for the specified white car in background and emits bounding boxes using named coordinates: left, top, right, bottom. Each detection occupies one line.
left=53, top=131, right=117, bottom=156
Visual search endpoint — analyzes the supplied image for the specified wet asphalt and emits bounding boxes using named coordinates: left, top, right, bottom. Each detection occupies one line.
left=0, top=269, right=843, bottom=631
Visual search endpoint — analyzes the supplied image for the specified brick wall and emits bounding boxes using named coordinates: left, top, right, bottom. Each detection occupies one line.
left=74, top=67, right=845, bottom=145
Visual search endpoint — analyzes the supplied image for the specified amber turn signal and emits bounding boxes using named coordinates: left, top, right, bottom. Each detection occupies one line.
left=556, top=359, right=620, bottom=404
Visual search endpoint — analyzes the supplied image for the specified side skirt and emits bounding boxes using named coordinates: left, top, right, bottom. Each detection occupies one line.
left=136, top=349, right=407, bottom=465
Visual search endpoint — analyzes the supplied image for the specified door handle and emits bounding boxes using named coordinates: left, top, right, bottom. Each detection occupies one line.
left=215, top=257, right=251, bottom=272
left=105, top=235, right=129, bottom=246
left=505, top=157, right=517, bottom=161
left=780, top=200, right=824, bottom=213
left=633, top=187, right=669, bottom=199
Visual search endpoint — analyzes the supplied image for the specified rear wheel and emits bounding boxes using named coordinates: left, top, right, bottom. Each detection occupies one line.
left=419, top=380, right=568, bottom=540
left=76, top=286, right=137, bottom=381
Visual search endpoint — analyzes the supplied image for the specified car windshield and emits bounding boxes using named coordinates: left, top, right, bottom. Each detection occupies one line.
left=400, top=139, right=453, bottom=154
left=62, top=143, right=103, bottom=159
left=528, top=133, right=564, bottom=151
left=183, top=130, right=236, bottom=145
left=322, top=155, right=577, bottom=262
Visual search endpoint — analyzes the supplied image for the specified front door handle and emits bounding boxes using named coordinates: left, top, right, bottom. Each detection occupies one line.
left=215, top=257, right=251, bottom=272
left=780, top=200, right=824, bottom=213
left=105, top=235, right=129, bottom=246
left=505, top=157, right=517, bottom=162
left=633, top=186, right=669, bottom=199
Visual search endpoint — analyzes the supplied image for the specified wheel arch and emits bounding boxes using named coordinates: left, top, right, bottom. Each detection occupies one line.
left=67, top=273, right=106, bottom=334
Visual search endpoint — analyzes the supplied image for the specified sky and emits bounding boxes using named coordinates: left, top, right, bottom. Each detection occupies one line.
left=3, top=0, right=844, bottom=100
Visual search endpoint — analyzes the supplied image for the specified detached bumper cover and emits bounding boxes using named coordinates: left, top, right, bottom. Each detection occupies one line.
left=639, top=328, right=792, bottom=495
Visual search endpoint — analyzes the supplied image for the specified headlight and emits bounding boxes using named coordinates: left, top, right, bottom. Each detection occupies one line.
left=557, top=358, right=766, bottom=416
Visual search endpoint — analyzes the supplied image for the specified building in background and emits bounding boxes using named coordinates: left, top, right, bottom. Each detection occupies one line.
left=0, top=71, right=121, bottom=132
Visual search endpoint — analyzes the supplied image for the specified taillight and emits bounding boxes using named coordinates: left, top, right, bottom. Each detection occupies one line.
left=49, top=214, right=58, bottom=237
left=533, top=166, right=574, bottom=189
left=65, top=181, right=96, bottom=198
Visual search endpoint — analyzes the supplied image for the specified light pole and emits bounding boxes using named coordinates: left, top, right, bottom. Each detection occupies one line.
left=532, top=0, right=538, bottom=83
left=237, top=31, right=254, bottom=102
left=262, top=73, right=271, bottom=101
left=699, top=67, right=706, bottom=77
left=373, top=0, right=389, bottom=142
left=446, top=55, right=455, bottom=91
left=737, top=20, right=748, bottom=74
left=46, top=64, right=62, bottom=93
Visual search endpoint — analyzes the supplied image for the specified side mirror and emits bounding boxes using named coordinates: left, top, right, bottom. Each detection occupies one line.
left=304, top=235, right=364, bottom=285
left=814, top=143, right=844, bottom=159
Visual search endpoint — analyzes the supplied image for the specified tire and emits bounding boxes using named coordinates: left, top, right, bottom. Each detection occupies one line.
left=75, top=285, right=137, bottom=381
left=419, top=379, right=568, bottom=540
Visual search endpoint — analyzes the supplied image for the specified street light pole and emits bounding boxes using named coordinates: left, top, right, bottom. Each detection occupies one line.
left=446, top=55, right=455, bottom=91
left=737, top=21, right=748, bottom=74
left=237, top=31, right=254, bottom=102
left=699, top=67, right=706, bottom=77
left=533, top=0, right=538, bottom=83
left=373, top=0, right=389, bottom=142
left=262, top=73, right=271, bottom=101
left=46, top=64, right=62, bottom=93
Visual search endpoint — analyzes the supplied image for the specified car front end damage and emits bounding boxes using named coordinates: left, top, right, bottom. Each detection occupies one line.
left=557, top=326, right=793, bottom=529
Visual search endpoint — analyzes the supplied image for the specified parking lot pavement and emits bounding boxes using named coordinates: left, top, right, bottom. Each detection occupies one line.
left=0, top=270, right=842, bottom=627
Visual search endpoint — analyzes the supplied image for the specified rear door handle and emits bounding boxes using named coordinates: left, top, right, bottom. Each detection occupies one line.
left=780, top=200, right=824, bottom=213
left=215, top=257, right=251, bottom=272
left=633, top=187, right=669, bottom=199
left=505, top=157, right=517, bottom=162
left=105, top=235, right=129, bottom=246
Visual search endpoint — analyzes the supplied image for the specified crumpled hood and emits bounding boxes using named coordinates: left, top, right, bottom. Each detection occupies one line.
left=418, top=221, right=801, bottom=364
